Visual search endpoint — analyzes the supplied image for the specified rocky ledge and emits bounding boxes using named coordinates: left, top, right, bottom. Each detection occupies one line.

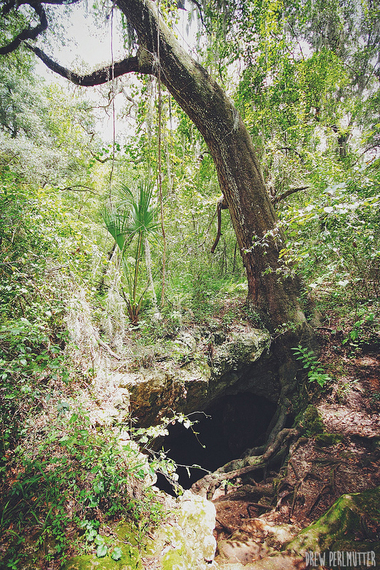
left=117, top=325, right=274, bottom=426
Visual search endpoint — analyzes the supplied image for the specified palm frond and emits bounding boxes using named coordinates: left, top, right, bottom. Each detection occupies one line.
left=103, top=180, right=160, bottom=324
left=103, top=206, right=128, bottom=252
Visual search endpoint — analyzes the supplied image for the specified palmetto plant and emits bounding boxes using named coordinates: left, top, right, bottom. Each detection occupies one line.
left=103, top=182, right=159, bottom=325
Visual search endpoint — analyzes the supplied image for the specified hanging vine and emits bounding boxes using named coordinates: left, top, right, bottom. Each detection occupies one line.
left=108, top=3, right=117, bottom=199
left=156, top=0, right=167, bottom=309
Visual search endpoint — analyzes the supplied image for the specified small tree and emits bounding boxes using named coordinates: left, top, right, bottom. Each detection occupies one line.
left=104, top=182, right=159, bottom=325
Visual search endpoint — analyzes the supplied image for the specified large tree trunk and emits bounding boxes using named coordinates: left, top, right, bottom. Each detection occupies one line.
left=118, top=0, right=307, bottom=332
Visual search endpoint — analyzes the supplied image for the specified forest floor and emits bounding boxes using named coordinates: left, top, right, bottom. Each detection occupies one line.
left=2, top=301, right=380, bottom=570
left=211, top=326, right=380, bottom=568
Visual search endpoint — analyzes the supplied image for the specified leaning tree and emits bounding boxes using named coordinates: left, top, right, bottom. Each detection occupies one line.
left=0, top=0, right=308, bottom=333
left=1, top=0, right=312, bottom=485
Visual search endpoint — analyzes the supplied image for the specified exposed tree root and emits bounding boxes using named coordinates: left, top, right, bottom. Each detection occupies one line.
left=191, top=426, right=301, bottom=499
left=191, top=389, right=302, bottom=502
left=215, top=517, right=235, bottom=535
left=215, top=483, right=274, bottom=503
left=240, top=400, right=292, bottom=460
left=307, top=463, right=339, bottom=516
left=280, top=462, right=319, bottom=515
left=265, top=396, right=292, bottom=446
left=247, top=502, right=273, bottom=515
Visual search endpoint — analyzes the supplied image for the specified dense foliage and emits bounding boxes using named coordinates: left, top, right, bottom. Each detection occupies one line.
left=199, top=0, right=380, bottom=333
left=0, top=0, right=379, bottom=567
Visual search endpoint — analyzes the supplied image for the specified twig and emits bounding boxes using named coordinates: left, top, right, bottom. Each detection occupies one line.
left=96, top=338, right=121, bottom=360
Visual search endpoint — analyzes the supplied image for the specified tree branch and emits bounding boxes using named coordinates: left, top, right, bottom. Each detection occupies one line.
left=188, top=0, right=208, bottom=32
left=277, top=147, right=303, bottom=159
left=0, top=3, right=47, bottom=55
left=24, top=43, right=143, bottom=86
left=271, top=187, right=309, bottom=205
left=1, top=0, right=81, bottom=15
left=211, top=195, right=228, bottom=253
left=58, top=184, right=98, bottom=194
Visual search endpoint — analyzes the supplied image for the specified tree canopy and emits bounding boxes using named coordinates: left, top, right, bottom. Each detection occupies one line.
left=0, top=0, right=308, bottom=333
left=1, top=0, right=379, bottom=335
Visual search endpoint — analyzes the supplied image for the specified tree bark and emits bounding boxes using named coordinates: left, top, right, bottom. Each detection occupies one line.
left=116, top=0, right=307, bottom=332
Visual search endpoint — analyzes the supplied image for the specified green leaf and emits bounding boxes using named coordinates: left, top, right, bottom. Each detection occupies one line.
left=96, top=544, right=108, bottom=558
left=111, top=547, right=123, bottom=561
left=93, top=480, right=105, bottom=494
left=87, top=529, right=98, bottom=542
left=95, top=535, right=104, bottom=546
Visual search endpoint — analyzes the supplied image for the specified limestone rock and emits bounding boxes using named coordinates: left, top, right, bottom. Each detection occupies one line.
left=118, top=326, right=273, bottom=426
left=144, top=490, right=217, bottom=569
left=211, top=329, right=269, bottom=377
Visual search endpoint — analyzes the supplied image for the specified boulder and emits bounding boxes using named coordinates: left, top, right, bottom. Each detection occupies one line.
left=286, top=486, right=380, bottom=557
left=144, top=490, right=217, bottom=569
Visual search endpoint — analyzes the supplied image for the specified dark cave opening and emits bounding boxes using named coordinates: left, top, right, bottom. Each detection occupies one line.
left=155, top=393, right=277, bottom=494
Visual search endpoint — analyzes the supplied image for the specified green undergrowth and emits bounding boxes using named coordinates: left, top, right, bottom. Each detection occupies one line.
left=0, top=316, right=70, bottom=463
left=0, top=407, right=167, bottom=569
left=311, top=298, right=380, bottom=356
left=61, top=521, right=144, bottom=570
left=292, top=345, right=332, bottom=388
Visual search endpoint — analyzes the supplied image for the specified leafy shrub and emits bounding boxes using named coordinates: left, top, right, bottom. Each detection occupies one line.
left=281, top=181, right=380, bottom=310
left=0, top=408, right=165, bottom=568
left=342, top=307, right=379, bottom=351
left=292, top=345, right=331, bottom=388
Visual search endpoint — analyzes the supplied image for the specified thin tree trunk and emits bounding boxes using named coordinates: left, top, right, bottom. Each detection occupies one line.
left=145, top=238, right=158, bottom=310
left=133, top=232, right=143, bottom=307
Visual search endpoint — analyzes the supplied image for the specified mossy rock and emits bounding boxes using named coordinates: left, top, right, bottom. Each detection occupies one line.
left=302, top=405, right=324, bottom=436
left=114, top=521, right=139, bottom=546
left=161, top=544, right=191, bottom=570
left=315, top=433, right=343, bottom=447
left=144, top=491, right=216, bottom=570
left=287, top=486, right=380, bottom=557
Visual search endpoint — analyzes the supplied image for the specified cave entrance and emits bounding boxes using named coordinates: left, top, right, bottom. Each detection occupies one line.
left=156, top=393, right=277, bottom=493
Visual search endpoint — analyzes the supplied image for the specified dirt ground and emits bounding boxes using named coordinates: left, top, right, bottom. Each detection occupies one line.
left=211, top=338, right=380, bottom=568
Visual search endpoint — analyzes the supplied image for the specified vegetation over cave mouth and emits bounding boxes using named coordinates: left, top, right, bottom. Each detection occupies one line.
left=156, top=393, right=277, bottom=492
left=1, top=0, right=380, bottom=567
